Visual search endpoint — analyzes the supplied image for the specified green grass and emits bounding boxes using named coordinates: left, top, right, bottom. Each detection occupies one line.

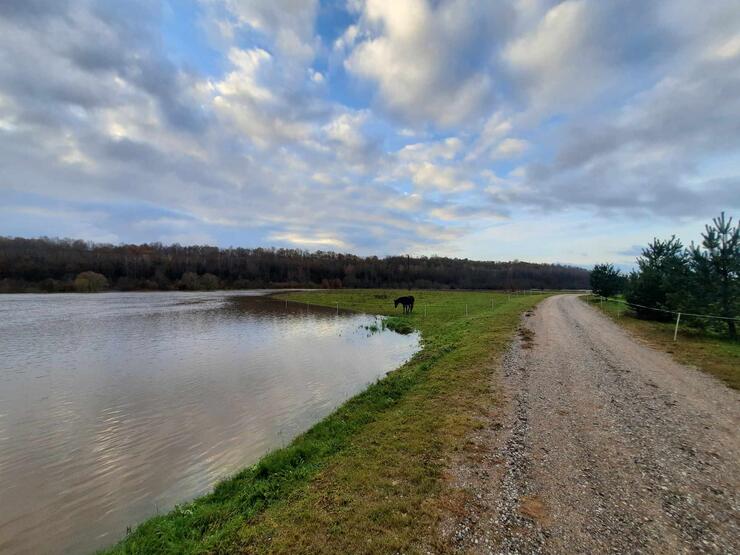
left=583, top=296, right=740, bottom=390
left=381, top=315, right=414, bottom=335
left=104, top=290, right=548, bottom=554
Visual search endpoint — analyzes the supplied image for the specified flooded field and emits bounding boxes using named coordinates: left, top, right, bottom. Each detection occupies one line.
left=0, top=291, right=418, bottom=554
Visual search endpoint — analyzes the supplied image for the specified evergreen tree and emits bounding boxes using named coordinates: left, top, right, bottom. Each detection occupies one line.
left=688, top=213, right=739, bottom=338
left=625, top=236, right=690, bottom=320
left=590, top=263, right=624, bottom=297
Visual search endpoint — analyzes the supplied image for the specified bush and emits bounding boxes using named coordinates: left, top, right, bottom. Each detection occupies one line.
left=178, top=271, right=199, bottom=290
left=198, top=273, right=220, bottom=290
left=74, top=271, right=108, bottom=292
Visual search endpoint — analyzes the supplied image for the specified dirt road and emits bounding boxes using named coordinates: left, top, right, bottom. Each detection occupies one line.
left=445, top=294, right=739, bottom=554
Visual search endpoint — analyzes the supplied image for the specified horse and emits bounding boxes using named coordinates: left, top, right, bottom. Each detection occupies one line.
left=394, top=295, right=415, bottom=314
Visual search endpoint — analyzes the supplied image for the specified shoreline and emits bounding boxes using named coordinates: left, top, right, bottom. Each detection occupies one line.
left=103, top=289, right=548, bottom=553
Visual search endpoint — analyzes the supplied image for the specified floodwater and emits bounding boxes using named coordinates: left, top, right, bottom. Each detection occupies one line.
left=0, top=291, right=419, bottom=554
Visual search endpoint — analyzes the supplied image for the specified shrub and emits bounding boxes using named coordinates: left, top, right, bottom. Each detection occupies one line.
left=198, top=273, right=220, bottom=290
left=74, top=271, right=108, bottom=292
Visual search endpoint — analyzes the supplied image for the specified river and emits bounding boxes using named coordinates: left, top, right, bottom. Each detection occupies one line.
left=0, top=291, right=418, bottom=554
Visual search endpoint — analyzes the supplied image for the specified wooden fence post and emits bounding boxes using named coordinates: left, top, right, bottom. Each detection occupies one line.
left=673, top=312, right=682, bottom=342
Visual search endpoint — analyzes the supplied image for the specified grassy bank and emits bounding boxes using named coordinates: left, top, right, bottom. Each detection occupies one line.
left=582, top=296, right=740, bottom=390
left=105, top=290, right=547, bottom=554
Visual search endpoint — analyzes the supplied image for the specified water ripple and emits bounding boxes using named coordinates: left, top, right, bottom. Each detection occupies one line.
left=0, top=291, right=418, bottom=554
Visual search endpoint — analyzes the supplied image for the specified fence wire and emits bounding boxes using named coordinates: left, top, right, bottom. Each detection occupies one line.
left=592, top=295, right=740, bottom=322
left=283, top=292, right=550, bottom=316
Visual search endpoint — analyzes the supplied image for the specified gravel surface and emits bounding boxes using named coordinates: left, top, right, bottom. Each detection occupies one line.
left=441, top=294, right=739, bottom=554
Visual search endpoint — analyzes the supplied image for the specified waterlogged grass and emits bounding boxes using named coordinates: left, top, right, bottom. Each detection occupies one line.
left=362, top=316, right=413, bottom=335
left=382, top=315, right=414, bottom=335
left=583, top=296, right=740, bottom=390
left=105, top=290, right=547, bottom=554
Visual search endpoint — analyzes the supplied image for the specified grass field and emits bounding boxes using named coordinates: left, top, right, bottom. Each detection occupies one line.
left=104, top=290, right=547, bottom=554
left=582, top=296, right=740, bottom=390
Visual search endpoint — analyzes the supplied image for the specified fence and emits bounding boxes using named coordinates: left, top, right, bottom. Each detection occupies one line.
left=279, top=291, right=553, bottom=319
left=590, top=294, right=739, bottom=341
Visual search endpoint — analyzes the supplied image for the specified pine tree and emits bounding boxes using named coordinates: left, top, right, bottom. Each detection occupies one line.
left=590, top=263, right=624, bottom=298
left=689, top=213, right=739, bottom=338
left=625, top=236, right=689, bottom=320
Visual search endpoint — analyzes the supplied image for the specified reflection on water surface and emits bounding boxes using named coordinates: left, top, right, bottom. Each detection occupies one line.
left=0, top=291, right=418, bottom=554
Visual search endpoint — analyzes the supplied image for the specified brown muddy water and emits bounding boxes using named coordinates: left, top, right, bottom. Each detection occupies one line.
left=0, top=291, right=419, bottom=554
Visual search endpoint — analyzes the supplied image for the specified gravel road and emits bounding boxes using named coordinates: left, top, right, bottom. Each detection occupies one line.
left=442, top=294, right=739, bottom=554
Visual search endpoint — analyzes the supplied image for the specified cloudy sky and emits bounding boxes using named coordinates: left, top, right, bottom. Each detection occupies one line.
left=1, top=0, right=739, bottom=267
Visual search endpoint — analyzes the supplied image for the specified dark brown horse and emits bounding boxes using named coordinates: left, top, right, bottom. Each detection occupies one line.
left=394, top=295, right=414, bottom=314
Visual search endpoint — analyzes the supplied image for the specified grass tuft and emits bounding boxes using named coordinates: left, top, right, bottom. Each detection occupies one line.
left=382, top=316, right=414, bottom=335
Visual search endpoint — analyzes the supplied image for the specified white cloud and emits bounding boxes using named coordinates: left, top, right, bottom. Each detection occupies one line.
left=503, top=0, right=610, bottom=111
left=398, top=137, right=462, bottom=162
left=493, top=138, right=529, bottom=159
left=211, top=0, right=319, bottom=63
left=323, top=112, right=367, bottom=150
left=345, top=0, right=513, bottom=127
left=516, top=46, right=740, bottom=217
left=333, top=24, right=359, bottom=52
left=309, top=69, right=324, bottom=83
left=216, top=48, right=274, bottom=101
left=389, top=192, right=423, bottom=211
left=210, top=47, right=319, bottom=147
left=409, top=162, right=474, bottom=193
left=465, top=112, right=513, bottom=161
left=1, top=0, right=739, bottom=260
left=269, top=232, right=348, bottom=249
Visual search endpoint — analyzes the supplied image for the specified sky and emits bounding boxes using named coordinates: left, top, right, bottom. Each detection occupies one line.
left=0, top=0, right=739, bottom=269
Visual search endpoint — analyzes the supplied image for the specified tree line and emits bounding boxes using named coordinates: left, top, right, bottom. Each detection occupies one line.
left=591, top=213, right=739, bottom=338
left=0, top=237, right=590, bottom=293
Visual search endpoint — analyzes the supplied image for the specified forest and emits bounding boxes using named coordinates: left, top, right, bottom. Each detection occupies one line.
left=0, top=236, right=590, bottom=293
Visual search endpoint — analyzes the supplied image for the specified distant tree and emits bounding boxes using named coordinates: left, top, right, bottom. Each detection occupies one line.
left=0, top=236, right=592, bottom=292
left=625, top=237, right=690, bottom=320
left=40, top=278, right=64, bottom=292
left=688, top=213, right=739, bottom=338
left=113, top=277, right=134, bottom=291
left=74, top=271, right=108, bottom=292
left=178, top=271, right=199, bottom=290
left=153, top=268, right=172, bottom=290
left=198, top=273, right=220, bottom=291
left=590, top=263, right=624, bottom=297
